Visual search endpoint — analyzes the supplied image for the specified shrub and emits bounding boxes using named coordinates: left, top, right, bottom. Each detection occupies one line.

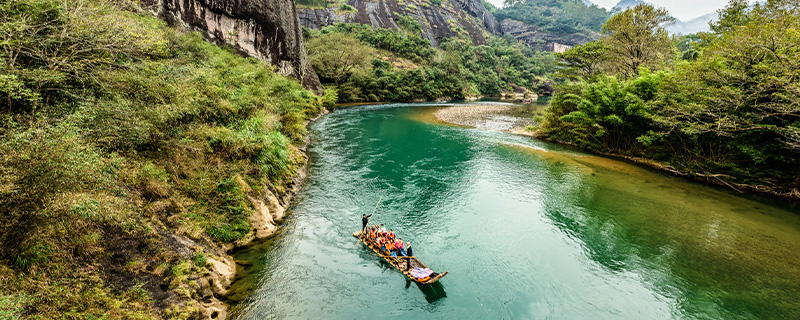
left=192, top=252, right=207, bottom=267
left=338, top=3, right=355, bottom=11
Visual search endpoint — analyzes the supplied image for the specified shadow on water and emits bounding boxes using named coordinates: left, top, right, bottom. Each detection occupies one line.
left=412, top=281, right=447, bottom=304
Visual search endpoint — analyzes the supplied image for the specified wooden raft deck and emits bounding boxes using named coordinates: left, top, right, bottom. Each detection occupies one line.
left=353, top=231, right=449, bottom=284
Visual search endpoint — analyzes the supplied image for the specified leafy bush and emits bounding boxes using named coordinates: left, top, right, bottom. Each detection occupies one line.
left=338, top=3, right=355, bottom=11
left=192, top=252, right=207, bottom=267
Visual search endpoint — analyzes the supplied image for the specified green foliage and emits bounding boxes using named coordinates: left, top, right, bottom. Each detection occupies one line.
left=602, top=4, right=676, bottom=78
left=675, top=34, right=702, bottom=61
left=192, top=252, right=207, bottom=267
left=307, top=24, right=558, bottom=102
left=123, top=281, right=153, bottom=304
left=495, top=0, right=610, bottom=36
left=171, top=260, right=192, bottom=277
left=543, top=0, right=800, bottom=194
left=307, top=32, right=375, bottom=84
left=13, top=243, right=51, bottom=270
left=295, top=0, right=330, bottom=8
left=0, top=294, right=27, bottom=320
left=0, top=0, right=323, bottom=318
left=318, top=23, right=436, bottom=62
left=544, top=71, right=665, bottom=152
left=482, top=0, right=497, bottom=13
left=338, top=3, right=356, bottom=12
left=554, top=41, right=607, bottom=80
left=709, top=0, right=751, bottom=35
left=395, top=13, right=422, bottom=34
left=321, top=86, right=339, bottom=109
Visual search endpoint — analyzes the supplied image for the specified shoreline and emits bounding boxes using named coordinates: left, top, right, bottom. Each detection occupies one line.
left=432, top=103, right=536, bottom=133
left=198, top=109, right=329, bottom=319
left=430, top=104, right=800, bottom=204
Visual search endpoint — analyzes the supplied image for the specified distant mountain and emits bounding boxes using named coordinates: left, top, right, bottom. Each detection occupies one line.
left=613, top=0, right=645, bottom=10
left=668, top=12, right=718, bottom=34
left=608, top=0, right=717, bottom=34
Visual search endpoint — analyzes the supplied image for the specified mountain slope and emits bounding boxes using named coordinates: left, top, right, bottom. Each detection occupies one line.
left=668, top=12, right=718, bottom=34
left=494, top=0, right=610, bottom=52
left=297, top=0, right=500, bottom=46
left=613, top=0, right=645, bottom=10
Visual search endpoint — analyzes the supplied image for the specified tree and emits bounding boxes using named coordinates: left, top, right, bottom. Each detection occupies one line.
left=655, top=2, right=800, bottom=152
left=554, top=40, right=608, bottom=80
left=647, top=1, right=800, bottom=187
left=602, top=4, right=676, bottom=78
left=709, top=0, right=751, bottom=35
left=307, top=33, right=375, bottom=84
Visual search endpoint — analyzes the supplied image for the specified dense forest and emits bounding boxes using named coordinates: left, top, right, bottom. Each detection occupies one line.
left=541, top=0, right=800, bottom=198
left=0, top=0, right=328, bottom=318
left=490, top=0, right=611, bottom=36
left=303, top=21, right=558, bottom=102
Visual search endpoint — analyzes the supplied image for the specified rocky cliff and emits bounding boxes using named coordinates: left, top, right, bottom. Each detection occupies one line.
left=500, top=19, right=593, bottom=53
left=297, top=0, right=500, bottom=46
left=142, top=0, right=323, bottom=94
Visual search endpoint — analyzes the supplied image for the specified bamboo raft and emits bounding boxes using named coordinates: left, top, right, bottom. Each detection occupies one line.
left=353, top=231, right=448, bottom=284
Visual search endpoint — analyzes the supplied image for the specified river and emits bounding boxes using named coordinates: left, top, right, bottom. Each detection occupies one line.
left=226, top=102, right=800, bottom=319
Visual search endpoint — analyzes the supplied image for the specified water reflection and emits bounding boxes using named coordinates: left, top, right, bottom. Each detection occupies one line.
left=515, top=143, right=800, bottom=319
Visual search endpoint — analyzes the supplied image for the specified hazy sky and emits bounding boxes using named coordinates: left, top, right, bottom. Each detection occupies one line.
left=485, top=0, right=752, bottom=21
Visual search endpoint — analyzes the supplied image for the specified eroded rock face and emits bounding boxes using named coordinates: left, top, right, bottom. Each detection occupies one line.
left=298, top=0, right=500, bottom=46
left=142, top=0, right=322, bottom=94
left=500, top=19, right=593, bottom=53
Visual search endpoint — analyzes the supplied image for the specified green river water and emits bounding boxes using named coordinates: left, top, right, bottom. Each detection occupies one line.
left=226, top=103, right=800, bottom=319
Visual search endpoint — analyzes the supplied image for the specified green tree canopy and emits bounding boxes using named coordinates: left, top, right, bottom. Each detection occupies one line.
left=542, top=0, right=800, bottom=197
left=307, top=32, right=375, bottom=84
left=495, top=0, right=610, bottom=36
left=602, top=4, right=676, bottom=78
left=554, top=40, right=608, bottom=80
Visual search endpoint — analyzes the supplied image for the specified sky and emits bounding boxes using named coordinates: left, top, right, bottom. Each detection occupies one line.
left=484, top=0, right=755, bottom=21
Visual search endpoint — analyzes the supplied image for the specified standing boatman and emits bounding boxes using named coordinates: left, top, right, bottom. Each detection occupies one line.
left=362, top=213, right=373, bottom=233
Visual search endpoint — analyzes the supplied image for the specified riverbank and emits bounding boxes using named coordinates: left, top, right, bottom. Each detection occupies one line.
left=202, top=108, right=329, bottom=319
left=431, top=104, right=800, bottom=203
left=0, top=2, right=332, bottom=318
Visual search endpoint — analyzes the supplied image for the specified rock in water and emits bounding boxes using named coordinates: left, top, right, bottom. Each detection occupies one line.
left=142, top=0, right=323, bottom=95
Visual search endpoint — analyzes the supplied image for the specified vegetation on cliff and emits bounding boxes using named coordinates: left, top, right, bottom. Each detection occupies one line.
left=304, top=22, right=558, bottom=102
left=542, top=0, right=800, bottom=198
left=0, top=0, right=326, bottom=318
left=492, top=0, right=611, bottom=36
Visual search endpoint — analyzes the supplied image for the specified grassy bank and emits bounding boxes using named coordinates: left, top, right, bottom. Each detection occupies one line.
left=0, top=0, right=329, bottom=318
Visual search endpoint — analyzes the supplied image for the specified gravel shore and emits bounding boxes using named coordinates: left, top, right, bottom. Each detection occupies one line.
left=433, top=104, right=537, bottom=135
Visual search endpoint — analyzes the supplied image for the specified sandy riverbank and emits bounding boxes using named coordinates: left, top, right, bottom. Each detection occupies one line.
left=432, top=104, right=538, bottom=136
